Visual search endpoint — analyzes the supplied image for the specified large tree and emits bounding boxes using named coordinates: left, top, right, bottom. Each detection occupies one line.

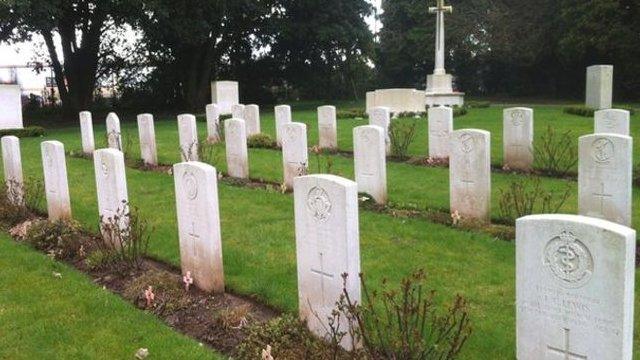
left=0, top=0, right=130, bottom=113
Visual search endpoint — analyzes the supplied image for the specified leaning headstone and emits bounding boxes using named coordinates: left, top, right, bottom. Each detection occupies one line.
left=354, top=125, right=387, bottom=204
left=369, top=106, right=391, bottom=154
left=428, top=106, right=453, bottom=159
left=210, top=81, right=239, bottom=115
left=93, top=148, right=129, bottom=247
left=516, top=214, right=635, bottom=360
left=0, top=84, right=23, bottom=129
left=318, top=105, right=338, bottom=150
left=1, top=135, right=23, bottom=204
left=449, top=129, right=491, bottom=222
left=41, top=141, right=71, bottom=221
left=275, top=105, right=292, bottom=147
left=79, top=111, right=95, bottom=155
left=281, top=123, right=308, bottom=189
left=244, top=104, right=261, bottom=137
left=225, top=118, right=249, bottom=179
left=137, top=114, right=157, bottom=166
left=177, top=114, right=199, bottom=162
left=594, top=109, right=630, bottom=136
left=106, top=112, right=122, bottom=150
left=205, top=103, right=221, bottom=142
left=293, top=174, right=361, bottom=350
left=578, top=133, right=632, bottom=227
left=503, top=107, right=533, bottom=171
left=173, top=161, right=225, bottom=293
left=585, top=65, right=613, bottom=110
left=231, top=104, right=245, bottom=119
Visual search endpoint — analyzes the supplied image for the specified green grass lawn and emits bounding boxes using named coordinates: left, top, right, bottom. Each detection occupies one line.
left=0, top=234, right=221, bottom=359
left=1, top=102, right=638, bottom=358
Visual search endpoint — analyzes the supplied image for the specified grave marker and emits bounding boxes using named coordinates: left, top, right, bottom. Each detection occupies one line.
left=503, top=107, right=533, bottom=171
left=231, top=104, right=245, bottom=119
left=586, top=65, right=613, bottom=110
left=244, top=104, right=261, bottom=137
left=79, top=111, right=95, bottom=155
left=318, top=105, right=337, bottom=150
left=137, top=114, right=157, bottom=166
left=1, top=135, right=23, bottom=204
left=275, top=105, right=292, bottom=147
left=225, top=118, right=249, bottom=178
left=205, top=103, right=221, bottom=142
left=354, top=125, right=387, bottom=204
left=210, top=81, right=239, bottom=115
left=41, top=141, right=71, bottom=221
left=594, top=109, right=630, bottom=136
left=428, top=106, right=453, bottom=159
left=281, top=123, right=308, bottom=188
left=93, top=149, right=129, bottom=247
left=369, top=106, right=391, bottom=154
left=177, top=114, right=198, bottom=161
left=106, top=112, right=122, bottom=150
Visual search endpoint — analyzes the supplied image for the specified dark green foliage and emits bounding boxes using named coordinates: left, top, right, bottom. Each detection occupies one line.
left=534, top=126, right=579, bottom=177
left=466, top=101, right=490, bottom=108
left=498, top=177, right=572, bottom=224
left=564, top=105, right=635, bottom=117
left=337, top=108, right=367, bottom=119
left=23, top=219, right=85, bottom=260
left=247, top=133, right=277, bottom=149
left=0, top=126, right=45, bottom=138
left=452, top=106, right=468, bottom=117
left=389, top=119, right=418, bottom=159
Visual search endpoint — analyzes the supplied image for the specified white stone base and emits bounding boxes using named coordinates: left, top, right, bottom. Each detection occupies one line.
left=425, top=92, right=465, bottom=107
left=426, top=73, right=453, bottom=93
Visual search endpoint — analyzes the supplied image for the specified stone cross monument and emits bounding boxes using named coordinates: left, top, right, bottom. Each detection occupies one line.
left=425, top=0, right=464, bottom=107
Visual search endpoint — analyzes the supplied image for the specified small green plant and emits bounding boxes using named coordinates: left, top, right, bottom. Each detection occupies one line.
left=389, top=119, right=418, bottom=160
left=498, top=177, right=572, bottom=224
left=24, top=177, right=45, bottom=212
left=99, top=202, right=152, bottom=269
left=179, top=140, right=199, bottom=162
left=534, top=126, right=579, bottom=177
left=215, top=304, right=252, bottom=330
left=466, top=101, right=490, bottom=108
left=121, top=128, right=137, bottom=159
left=23, top=219, right=85, bottom=260
left=563, top=105, right=595, bottom=117
left=452, top=105, right=468, bottom=117
left=122, top=269, right=191, bottom=315
left=0, top=126, right=45, bottom=138
left=311, top=146, right=335, bottom=174
left=247, top=133, right=276, bottom=149
left=85, top=248, right=121, bottom=270
left=198, top=139, right=223, bottom=165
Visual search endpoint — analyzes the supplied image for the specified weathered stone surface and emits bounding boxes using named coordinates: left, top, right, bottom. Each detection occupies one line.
left=354, top=125, right=387, bottom=204
left=137, top=114, right=157, bottom=166
left=231, top=104, right=245, bottom=119
left=594, top=109, right=630, bottom=136
left=586, top=65, right=613, bottom=110
left=79, top=111, right=95, bottom=155
left=366, top=88, right=427, bottom=113
left=578, top=133, right=632, bottom=227
left=205, top=103, right=221, bottom=142
left=41, top=141, right=71, bottom=221
left=225, top=118, right=249, bottom=179
left=516, top=214, right=635, bottom=360
left=281, top=123, right=308, bottom=189
left=173, top=161, right=225, bottom=293
left=275, top=105, right=292, bottom=147
left=428, top=106, right=453, bottom=159
left=293, top=174, right=361, bottom=350
left=177, top=114, right=199, bottom=162
left=244, top=104, right=261, bottom=137
left=106, top=112, right=122, bottom=150
left=369, top=106, right=390, bottom=154
left=503, top=107, right=533, bottom=171
left=318, top=105, right=337, bottom=149
left=449, top=129, right=491, bottom=222
left=1, top=135, right=23, bottom=204
left=210, top=81, right=239, bottom=115
left=93, top=148, right=129, bottom=247
left=0, top=85, right=23, bottom=129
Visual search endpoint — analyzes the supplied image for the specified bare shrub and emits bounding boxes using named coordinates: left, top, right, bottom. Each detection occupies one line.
left=99, top=202, right=152, bottom=269
left=498, top=176, right=572, bottom=224
left=389, top=119, right=418, bottom=160
left=534, top=126, right=578, bottom=177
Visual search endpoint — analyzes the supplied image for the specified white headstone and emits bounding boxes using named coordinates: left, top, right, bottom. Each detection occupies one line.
left=578, top=134, right=632, bottom=227
left=516, top=214, right=635, bottom=360
left=294, top=174, right=361, bottom=350
left=79, top=111, right=95, bottom=155
left=428, top=106, right=453, bottom=159
left=281, top=123, right=308, bottom=189
left=586, top=65, right=613, bottom=110
left=137, top=114, right=157, bottom=166
left=41, top=141, right=71, bottom=221
left=225, top=118, right=249, bottom=179
left=93, top=148, right=129, bottom=247
left=173, top=161, right=225, bottom=293
left=275, top=105, right=292, bottom=147
left=106, top=112, right=122, bottom=150
left=231, top=104, right=245, bottom=120
left=318, top=105, right=337, bottom=150
left=211, top=81, right=239, bottom=115
left=0, top=85, right=23, bottom=129
left=449, top=129, right=491, bottom=222
left=177, top=114, right=199, bottom=162
left=369, top=106, right=391, bottom=154
left=244, top=104, right=261, bottom=137
left=1, top=135, right=23, bottom=204
left=205, top=103, right=221, bottom=142
left=354, top=125, right=387, bottom=204
left=594, top=109, right=630, bottom=136
left=503, top=107, right=534, bottom=171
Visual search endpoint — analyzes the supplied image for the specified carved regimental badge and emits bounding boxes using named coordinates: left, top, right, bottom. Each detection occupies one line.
left=306, top=186, right=331, bottom=222
left=543, top=231, right=594, bottom=288
left=510, top=110, right=525, bottom=126
left=591, top=138, right=614, bottom=163
left=183, top=171, right=198, bottom=200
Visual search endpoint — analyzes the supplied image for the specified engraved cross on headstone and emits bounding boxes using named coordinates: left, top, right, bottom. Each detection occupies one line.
left=188, top=221, right=202, bottom=262
left=592, top=182, right=612, bottom=214
left=547, top=328, right=587, bottom=360
left=310, top=252, right=334, bottom=306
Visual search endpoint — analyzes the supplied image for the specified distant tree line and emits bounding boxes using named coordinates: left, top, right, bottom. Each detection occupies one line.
left=0, top=0, right=637, bottom=114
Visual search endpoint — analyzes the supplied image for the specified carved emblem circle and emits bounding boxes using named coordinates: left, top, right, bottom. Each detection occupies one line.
left=591, top=138, right=614, bottom=163
left=101, top=160, right=109, bottom=177
left=183, top=171, right=198, bottom=200
left=459, top=133, right=475, bottom=153
left=543, top=231, right=593, bottom=288
left=510, top=110, right=525, bottom=126
left=306, top=187, right=331, bottom=222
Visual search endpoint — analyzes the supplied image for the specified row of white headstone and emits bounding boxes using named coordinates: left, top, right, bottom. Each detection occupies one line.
left=1, top=130, right=636, bottom=357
